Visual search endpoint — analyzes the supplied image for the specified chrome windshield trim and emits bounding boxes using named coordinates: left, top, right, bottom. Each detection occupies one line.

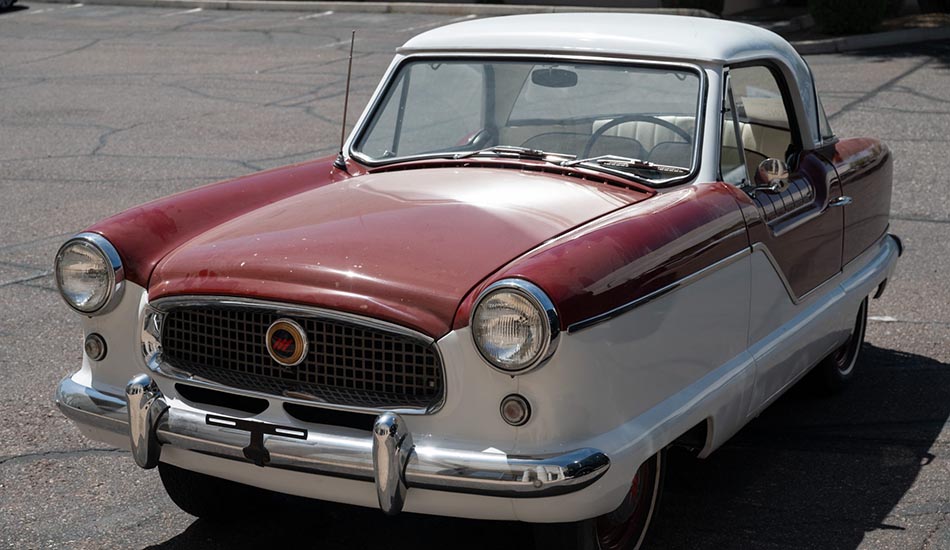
left=146, top=295, right=446, bottom=416
left=346, top=52, right=707, bottom=188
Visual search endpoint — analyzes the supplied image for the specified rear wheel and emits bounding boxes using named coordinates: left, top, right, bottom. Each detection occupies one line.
left=158, top=462, right=271, bottom=520
left=810, top=297, right=868, bottom=393
left=534, top=451, right=665, bottom=550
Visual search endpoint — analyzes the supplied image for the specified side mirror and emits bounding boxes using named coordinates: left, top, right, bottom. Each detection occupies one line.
left=753, top=158, right=789, bottom=194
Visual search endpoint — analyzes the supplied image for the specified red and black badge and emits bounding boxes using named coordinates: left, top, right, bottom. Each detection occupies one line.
left=265, top=318, right=308, bottom=367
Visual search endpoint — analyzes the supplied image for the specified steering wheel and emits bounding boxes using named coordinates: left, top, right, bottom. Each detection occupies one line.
left=583, top=115, right=693, bottom=158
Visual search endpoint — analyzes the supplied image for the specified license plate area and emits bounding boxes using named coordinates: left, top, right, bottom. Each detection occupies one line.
left=205, top=414, right=308, bottom=466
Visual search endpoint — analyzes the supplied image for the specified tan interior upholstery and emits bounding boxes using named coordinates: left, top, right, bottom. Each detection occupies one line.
left=596, top=115, right=791, bottom=162
left=721, top=120, right=791, bottom=161
left=593, top=115, right=696, bottom=150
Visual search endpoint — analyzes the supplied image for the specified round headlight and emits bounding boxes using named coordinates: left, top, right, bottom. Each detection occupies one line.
left=471, top=279, right=559, bottom=373
left=54, top=233, right=124, bottom=315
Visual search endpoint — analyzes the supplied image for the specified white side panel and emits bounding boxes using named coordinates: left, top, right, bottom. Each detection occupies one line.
left=515, top=255, right=751, bottom=449
left=749, top=236, right=899, bottom=413
left=748, top=248, right=850, bottom=410
left=77, top=282, right=150, bottom=397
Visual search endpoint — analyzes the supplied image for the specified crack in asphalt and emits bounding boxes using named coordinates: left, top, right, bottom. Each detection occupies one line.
left=0, top=38, right=102, bottom=70
left=870, top=318, right=950, bottom=328
left=892, top=215, right=950, bottom=225
left=0, top=447, right=125, bottom=466
left=829, top=57, right=933, bottom=121
left=0, top=271, right=53, bottom=288
left=0, top=233, right=71, bottom=253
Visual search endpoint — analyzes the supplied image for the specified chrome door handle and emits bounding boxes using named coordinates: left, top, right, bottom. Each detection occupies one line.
left=830, top=196, right=852, bottom=208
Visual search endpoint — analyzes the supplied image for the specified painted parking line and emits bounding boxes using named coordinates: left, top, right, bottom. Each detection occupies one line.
left=869, top=315, right=899, bottom=322
left=297, top=10, right=333, bottom=20
left=162, top=7, right=203, bottom=16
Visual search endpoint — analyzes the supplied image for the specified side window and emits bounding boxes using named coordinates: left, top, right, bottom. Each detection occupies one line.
left=719, top=65, right=798, bottom=185
left=720, top=76, right=746, bottom=186
left=359, top=63, right=484, bottom=158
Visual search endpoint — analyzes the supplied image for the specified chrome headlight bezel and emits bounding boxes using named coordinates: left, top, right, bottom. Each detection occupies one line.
left=470, top=279, right=560, bottom=375
left=54, top=232, right=125, bottom=316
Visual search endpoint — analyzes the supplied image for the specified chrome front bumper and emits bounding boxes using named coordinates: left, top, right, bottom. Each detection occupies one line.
left=55, top=375, right=610, bottom=515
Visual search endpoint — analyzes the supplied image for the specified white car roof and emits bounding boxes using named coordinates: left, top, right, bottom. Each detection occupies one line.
left=399, top=13, right=824, bottom=148
left=401, top=13, right=800, bottom=66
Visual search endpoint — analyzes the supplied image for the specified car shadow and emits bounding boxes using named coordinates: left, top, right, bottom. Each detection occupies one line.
left=653, top=343, right=949, bottom=548
left=144, top=499, right=533, bottom=549
left=0, top=5, right=27, bottom=14
left=145, top=343, right=946, bottom=549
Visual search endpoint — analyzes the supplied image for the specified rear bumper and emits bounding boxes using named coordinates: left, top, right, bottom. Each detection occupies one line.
left=55, top=374, right=609, bottom=515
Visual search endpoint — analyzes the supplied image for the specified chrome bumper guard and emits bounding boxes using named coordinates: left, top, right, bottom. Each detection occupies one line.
left=56, top=375, right=610, bottom=515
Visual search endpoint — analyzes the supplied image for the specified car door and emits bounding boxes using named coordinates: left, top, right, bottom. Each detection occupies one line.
left=720, top=64, right=844, bottom=410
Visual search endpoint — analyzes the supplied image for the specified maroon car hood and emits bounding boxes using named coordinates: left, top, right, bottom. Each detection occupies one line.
left=150, top=167, right=649, bottom=337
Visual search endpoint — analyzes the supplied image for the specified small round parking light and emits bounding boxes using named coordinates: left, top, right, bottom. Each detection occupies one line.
left=84, top=333, right=107, bottom=361
left=500, top=394, right=531, bottom=426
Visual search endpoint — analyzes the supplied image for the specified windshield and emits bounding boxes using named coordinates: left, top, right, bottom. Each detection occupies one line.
left=351, top=58, right=703, bottom=183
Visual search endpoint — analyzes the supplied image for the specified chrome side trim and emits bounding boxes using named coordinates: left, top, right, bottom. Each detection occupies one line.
left=54, top=232, right=125, bottom=316
left=753, top=242, right=806, bottom=304
left=145, top=295, right=446, bottom=416
left=470, top=278, right=561, bottom=375
left=55, top=375, right=611, bottom=509
left=569, top=233, right=899, bottom=333
left=567, top=247, right=752, bottom=333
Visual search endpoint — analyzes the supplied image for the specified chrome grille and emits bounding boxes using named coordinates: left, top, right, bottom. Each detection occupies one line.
left=160, top=306, right=443, bottom=409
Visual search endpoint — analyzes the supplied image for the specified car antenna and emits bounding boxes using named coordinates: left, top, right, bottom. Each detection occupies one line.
left=333, top=30, right=356, bottom=173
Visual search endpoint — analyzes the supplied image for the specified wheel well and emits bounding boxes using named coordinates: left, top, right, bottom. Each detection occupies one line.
left=670, top=419, right=710, bottom=457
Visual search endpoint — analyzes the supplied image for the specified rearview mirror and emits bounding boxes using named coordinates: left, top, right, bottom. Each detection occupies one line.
left=531, top=68, right=578, bottom=88
left=753, top=158, right=789, bottom=194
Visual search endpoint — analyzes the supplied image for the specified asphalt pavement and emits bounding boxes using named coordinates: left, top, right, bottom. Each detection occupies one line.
left=1, top=3, right=949, bottom=549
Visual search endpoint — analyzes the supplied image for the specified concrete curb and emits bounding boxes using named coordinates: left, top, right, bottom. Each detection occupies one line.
left=35, top=0, right=716, bottom=17
left=793, top=25, right=950, bottom=54
left=28, top=0, right=950, bottom=53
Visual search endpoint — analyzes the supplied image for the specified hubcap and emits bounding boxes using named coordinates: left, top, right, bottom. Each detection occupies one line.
left=834, top=301, right=867, bottom=376
left=595, top=458, right=657, bottom=550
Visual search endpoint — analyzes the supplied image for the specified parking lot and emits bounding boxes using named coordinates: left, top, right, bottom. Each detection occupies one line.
left=1, top=3, right=949, bottom=548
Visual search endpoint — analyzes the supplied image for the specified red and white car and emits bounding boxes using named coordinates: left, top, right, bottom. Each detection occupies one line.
left=55, top=13, right=900, bottom=549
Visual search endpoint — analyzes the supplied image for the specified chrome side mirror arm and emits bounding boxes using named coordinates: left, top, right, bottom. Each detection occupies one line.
left=752, top=158, right=790, bottom=194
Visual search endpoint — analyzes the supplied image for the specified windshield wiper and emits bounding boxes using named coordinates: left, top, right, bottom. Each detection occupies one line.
left=562, top=155, right=690, bottom=179
left=454, top=145, right=576, bottom=162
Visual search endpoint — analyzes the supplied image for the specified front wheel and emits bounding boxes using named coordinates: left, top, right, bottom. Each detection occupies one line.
left=534, top=451, right=665, bottom=550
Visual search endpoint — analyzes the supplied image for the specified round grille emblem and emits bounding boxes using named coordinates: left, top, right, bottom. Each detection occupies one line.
left=266, top=318, right=308, bottom=367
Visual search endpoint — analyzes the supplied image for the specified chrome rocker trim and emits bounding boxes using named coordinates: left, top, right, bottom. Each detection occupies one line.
left=55, top=376, right=610, bottom=515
